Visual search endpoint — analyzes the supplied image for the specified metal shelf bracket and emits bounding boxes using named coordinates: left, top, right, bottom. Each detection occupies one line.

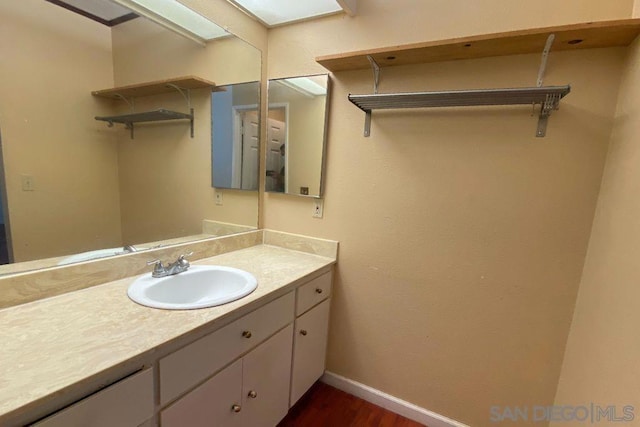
left=535, top=33, right=557, bottom=137
left=363, top=55, right=380, bottom=137
left=113, top=93, right=134, bottom=112
left=165, top=84, right=192, bottom=110
left=536, top=92, right=561, bottom=137
left=537, top=34, right=555, bottom=88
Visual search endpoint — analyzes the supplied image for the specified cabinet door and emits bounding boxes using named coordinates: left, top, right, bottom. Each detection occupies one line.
left=161, top=359, right=243, bottom=427
left=32, top=369, right=154, bottom=427
left=290, top=299, right=331, bottom=406
left=160, top=292, right=294, bottom=405
left=242, top=325, right=293, bottom=427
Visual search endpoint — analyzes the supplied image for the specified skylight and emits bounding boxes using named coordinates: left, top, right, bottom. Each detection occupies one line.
left=229, top=0, right=354, bottom=27
left=280, top=76, right=327, bottom=97
left=110, top=0, right=230, bottom=44
left=45, top=0, right=138, bottom=26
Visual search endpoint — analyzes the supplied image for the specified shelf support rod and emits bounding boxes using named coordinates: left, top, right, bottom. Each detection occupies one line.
left=363, top=55, right=380, bottom=137
left=189, top=108, right=194, bottom=138
left=536, top=34, right=556, bottom=137
left=537, top=34, right=555, bottom=87
left=113, top=93, right=134, bottom=112
left=166, top=84, right=191, bottom=110
left=166, top=84, right=194, bottom=138
left=367, top=55, right=380, bottom=94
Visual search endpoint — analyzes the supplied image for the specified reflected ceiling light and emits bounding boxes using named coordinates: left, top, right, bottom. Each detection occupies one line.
left=109, top=0, right=229, bottom=46
left=229, top=0, right=356, bottom=27
left=281, top=77, right=327, bottom=97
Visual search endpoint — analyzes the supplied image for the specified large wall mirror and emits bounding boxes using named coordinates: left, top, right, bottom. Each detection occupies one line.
left=266, top=74, right=330, bottom=197
left=0, top=0, right=261, bottom=275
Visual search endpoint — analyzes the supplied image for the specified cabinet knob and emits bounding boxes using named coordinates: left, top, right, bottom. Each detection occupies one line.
left=248, top=390, right=257, bottom=399
left=242, top=330, right=252, bottom=339
left=300, top=329, right=308, bottom=336
left=232, top=404, right=242, bottom=413
left=315, top=288, right=323, bottom=294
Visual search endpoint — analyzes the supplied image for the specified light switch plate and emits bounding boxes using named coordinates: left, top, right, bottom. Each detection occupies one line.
left=21, top=175, right=34, bottom=191
left=215, top=190, right=223, bottom=206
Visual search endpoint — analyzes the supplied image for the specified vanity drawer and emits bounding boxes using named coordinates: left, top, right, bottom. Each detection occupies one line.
left=32, top=369, right=153, bottom=427
left=160, top=291, right=295, bottom=405
left=296, top=272, right=332, bottom=316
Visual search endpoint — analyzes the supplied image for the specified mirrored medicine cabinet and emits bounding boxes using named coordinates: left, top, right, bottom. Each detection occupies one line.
left=265, top=74, right=330, bottom=198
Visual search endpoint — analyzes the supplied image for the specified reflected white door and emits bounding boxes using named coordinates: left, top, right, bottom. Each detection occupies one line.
left=266, top=118, right=286, bottom=192
left=240, top=111, right=259, bottom=190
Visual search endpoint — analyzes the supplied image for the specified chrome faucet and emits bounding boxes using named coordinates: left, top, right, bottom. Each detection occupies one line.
left=123, top=245, right=137, bottom=253
left=147, top=252, right=193, bottom=278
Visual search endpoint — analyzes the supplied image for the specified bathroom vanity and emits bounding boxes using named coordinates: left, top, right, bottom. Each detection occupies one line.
left=0, top=232, right=337, bottom=427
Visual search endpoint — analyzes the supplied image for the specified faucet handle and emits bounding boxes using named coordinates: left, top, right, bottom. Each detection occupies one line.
left=147, top=259, right=166, bottom=276
left=177, top=252, right=193, bottom=268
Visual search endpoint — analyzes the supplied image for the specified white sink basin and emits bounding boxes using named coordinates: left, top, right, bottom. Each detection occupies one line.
left=127, top=265, right=257, bottom=310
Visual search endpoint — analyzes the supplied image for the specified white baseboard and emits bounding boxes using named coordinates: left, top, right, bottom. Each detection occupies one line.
left=320, top=371, right=469, bottom=427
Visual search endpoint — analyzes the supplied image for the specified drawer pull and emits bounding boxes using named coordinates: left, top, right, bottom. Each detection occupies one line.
left=242, top=330, right=252, bottom=339
left=300, top=329, right=308, bottom=336
left=315, top=288, right=323, bottom=294
left=248, top=390, right=257, bottom=399
left=232, top=404, right=242, bottom=413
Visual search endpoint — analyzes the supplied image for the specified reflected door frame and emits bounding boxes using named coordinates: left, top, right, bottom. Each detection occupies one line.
left=267, top=103, right=289, bottom=192
left=232, top=104, right=259, bottom=189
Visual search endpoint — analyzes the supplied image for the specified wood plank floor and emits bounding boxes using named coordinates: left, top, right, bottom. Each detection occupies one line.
left=278, top=382, right=426, bottom=427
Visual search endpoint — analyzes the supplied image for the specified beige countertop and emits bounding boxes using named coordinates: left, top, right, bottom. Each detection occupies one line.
left=0, top=243, right=335, bottom=424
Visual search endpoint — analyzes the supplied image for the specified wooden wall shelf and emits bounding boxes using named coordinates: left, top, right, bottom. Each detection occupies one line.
left=316, top=19, right=640, bottom=72
left=91, top=76, right=218, bottom=99
left=91, top=76, right=217, bottom=139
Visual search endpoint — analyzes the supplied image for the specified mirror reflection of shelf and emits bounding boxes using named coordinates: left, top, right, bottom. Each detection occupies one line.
left=92, top=76, right=220, bottom=139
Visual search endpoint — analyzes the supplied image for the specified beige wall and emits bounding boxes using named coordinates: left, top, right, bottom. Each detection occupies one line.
left=0, top=0, right=122, bottom=262
left=111, top=18, right=261, bottom=243
left=264, top=2, right=630, bottom=425
left=553, top=37, right=640, bottom=426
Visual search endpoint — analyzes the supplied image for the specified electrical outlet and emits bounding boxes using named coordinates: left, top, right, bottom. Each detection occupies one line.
left=21, top=175, right=34, bottom=192
left=215, top=190, right=223, bottom=206
left=313, top=199, right=324, bottom=218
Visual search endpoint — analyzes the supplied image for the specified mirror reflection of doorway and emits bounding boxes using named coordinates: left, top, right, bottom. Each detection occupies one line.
left=234, top=108, right=259, bottom=190
left=266, top=105, right=288, bottom=192
left=211, top=81, right=261, bottom=191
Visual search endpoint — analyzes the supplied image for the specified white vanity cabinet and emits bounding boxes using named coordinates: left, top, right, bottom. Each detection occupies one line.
left=290, top=272, right=332, bottom=406
left=159, top=292, right=296, bottom=427
left=162, top=324, right=293, bottom=427
left=22, top=269, right=333, bottom=427
left=31, top=369, right=154, bottom=427
left=159, top=292, right=295, bottom=405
